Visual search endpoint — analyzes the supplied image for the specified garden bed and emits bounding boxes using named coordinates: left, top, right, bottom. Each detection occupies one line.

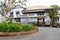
left=0, top=30, right=38, bottom=36
left=0, top=23, right=38, bottom=36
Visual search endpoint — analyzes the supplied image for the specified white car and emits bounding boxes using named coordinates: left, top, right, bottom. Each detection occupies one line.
left=44, top=16, right=51, bottom=25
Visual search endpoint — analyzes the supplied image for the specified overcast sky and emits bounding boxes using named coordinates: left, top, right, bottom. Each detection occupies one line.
left=26, top=0, right=60, bottom=6
left=0, top=0, right=60, bottom=7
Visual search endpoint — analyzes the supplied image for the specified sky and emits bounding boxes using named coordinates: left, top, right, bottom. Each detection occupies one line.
left=26, top=0, right=60, bottom=7
left=0, top=0, right=60, bottom=7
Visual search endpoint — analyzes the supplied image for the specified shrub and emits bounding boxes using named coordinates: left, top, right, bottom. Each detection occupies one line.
left=8, top=23, right=22, bottom=32
left=28, top=22, right=37, bottom=25
left=0, top=23, right=38, bottom=32
left=21, top=24, right=38, bottom=31
left=0, top=23, right=9, bottom=32
left=0, top=23, right=22, bottom=32
left=21, top=24, right=32, bottom=31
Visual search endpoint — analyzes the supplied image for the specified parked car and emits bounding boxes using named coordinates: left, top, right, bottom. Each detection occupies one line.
left=44, top=16, right=51, bottom=26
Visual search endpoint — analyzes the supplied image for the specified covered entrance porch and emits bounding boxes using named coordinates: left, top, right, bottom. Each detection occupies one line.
left=23, top=9, right=52, bottom=26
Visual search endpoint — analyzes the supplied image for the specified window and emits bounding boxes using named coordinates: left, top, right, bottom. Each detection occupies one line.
left=29, top=14, right=34, bottom=16
left=10, top=12, right=13, bottom=17
left=14, top=18, right=20, bottom=22
left=16, top=11, right=19, bottom=14
left=16, top=11, right=20, bottom=17
left=23, top=14, right=28, bottom=16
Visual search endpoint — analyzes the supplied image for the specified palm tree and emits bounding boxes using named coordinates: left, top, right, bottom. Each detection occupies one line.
left=49, top=9, right=58, bottom=27
left=49, top=5, right=60, bottom=27
left=0, top=0, right=27, bottom=22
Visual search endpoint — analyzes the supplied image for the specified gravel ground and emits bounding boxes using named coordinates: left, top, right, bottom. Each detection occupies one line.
left=0, top=27, right=60, bottom=40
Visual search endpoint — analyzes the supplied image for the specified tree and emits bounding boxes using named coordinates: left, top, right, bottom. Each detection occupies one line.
left=49, top=5, right=60, bottom=26
left=49, top=5, right=59, bottom=27
left=50, top=5, right=60, bottom=8
left=49, top=9, right=57, bottom=27
left=0, top=0, right=27, bottom=22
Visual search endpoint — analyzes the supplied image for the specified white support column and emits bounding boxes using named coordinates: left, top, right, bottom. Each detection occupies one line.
left=13, top=11, right=16, bottom=17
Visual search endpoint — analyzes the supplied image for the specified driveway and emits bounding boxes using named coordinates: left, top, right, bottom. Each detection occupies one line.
left=0, top=27, right=60, bottom=40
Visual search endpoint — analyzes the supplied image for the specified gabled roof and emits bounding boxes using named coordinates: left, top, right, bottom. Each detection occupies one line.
left=13, top=5, right=26, bottom=9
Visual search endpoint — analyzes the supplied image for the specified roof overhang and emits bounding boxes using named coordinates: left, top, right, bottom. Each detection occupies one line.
left=22, top=8, right=53, bottom=13
left=23, top=9, right=45, bottom=13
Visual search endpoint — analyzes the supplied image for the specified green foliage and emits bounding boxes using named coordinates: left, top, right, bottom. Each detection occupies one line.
left=49, top=9, right=57, bottom=18
left=28, top=22, right=36, bottom=25
left=49, top=5, right=59, bottom=26
left=0, top=23, right=38, bottom=32
left=0, top=23, right=22, bottom=32
left=21, top=24, right=34, bottom=31
left=50, top=5, right=60, bottom=8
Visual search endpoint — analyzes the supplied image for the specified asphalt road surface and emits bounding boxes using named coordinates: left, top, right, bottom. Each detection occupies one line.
left=0, top=27, right=60, bottom=40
